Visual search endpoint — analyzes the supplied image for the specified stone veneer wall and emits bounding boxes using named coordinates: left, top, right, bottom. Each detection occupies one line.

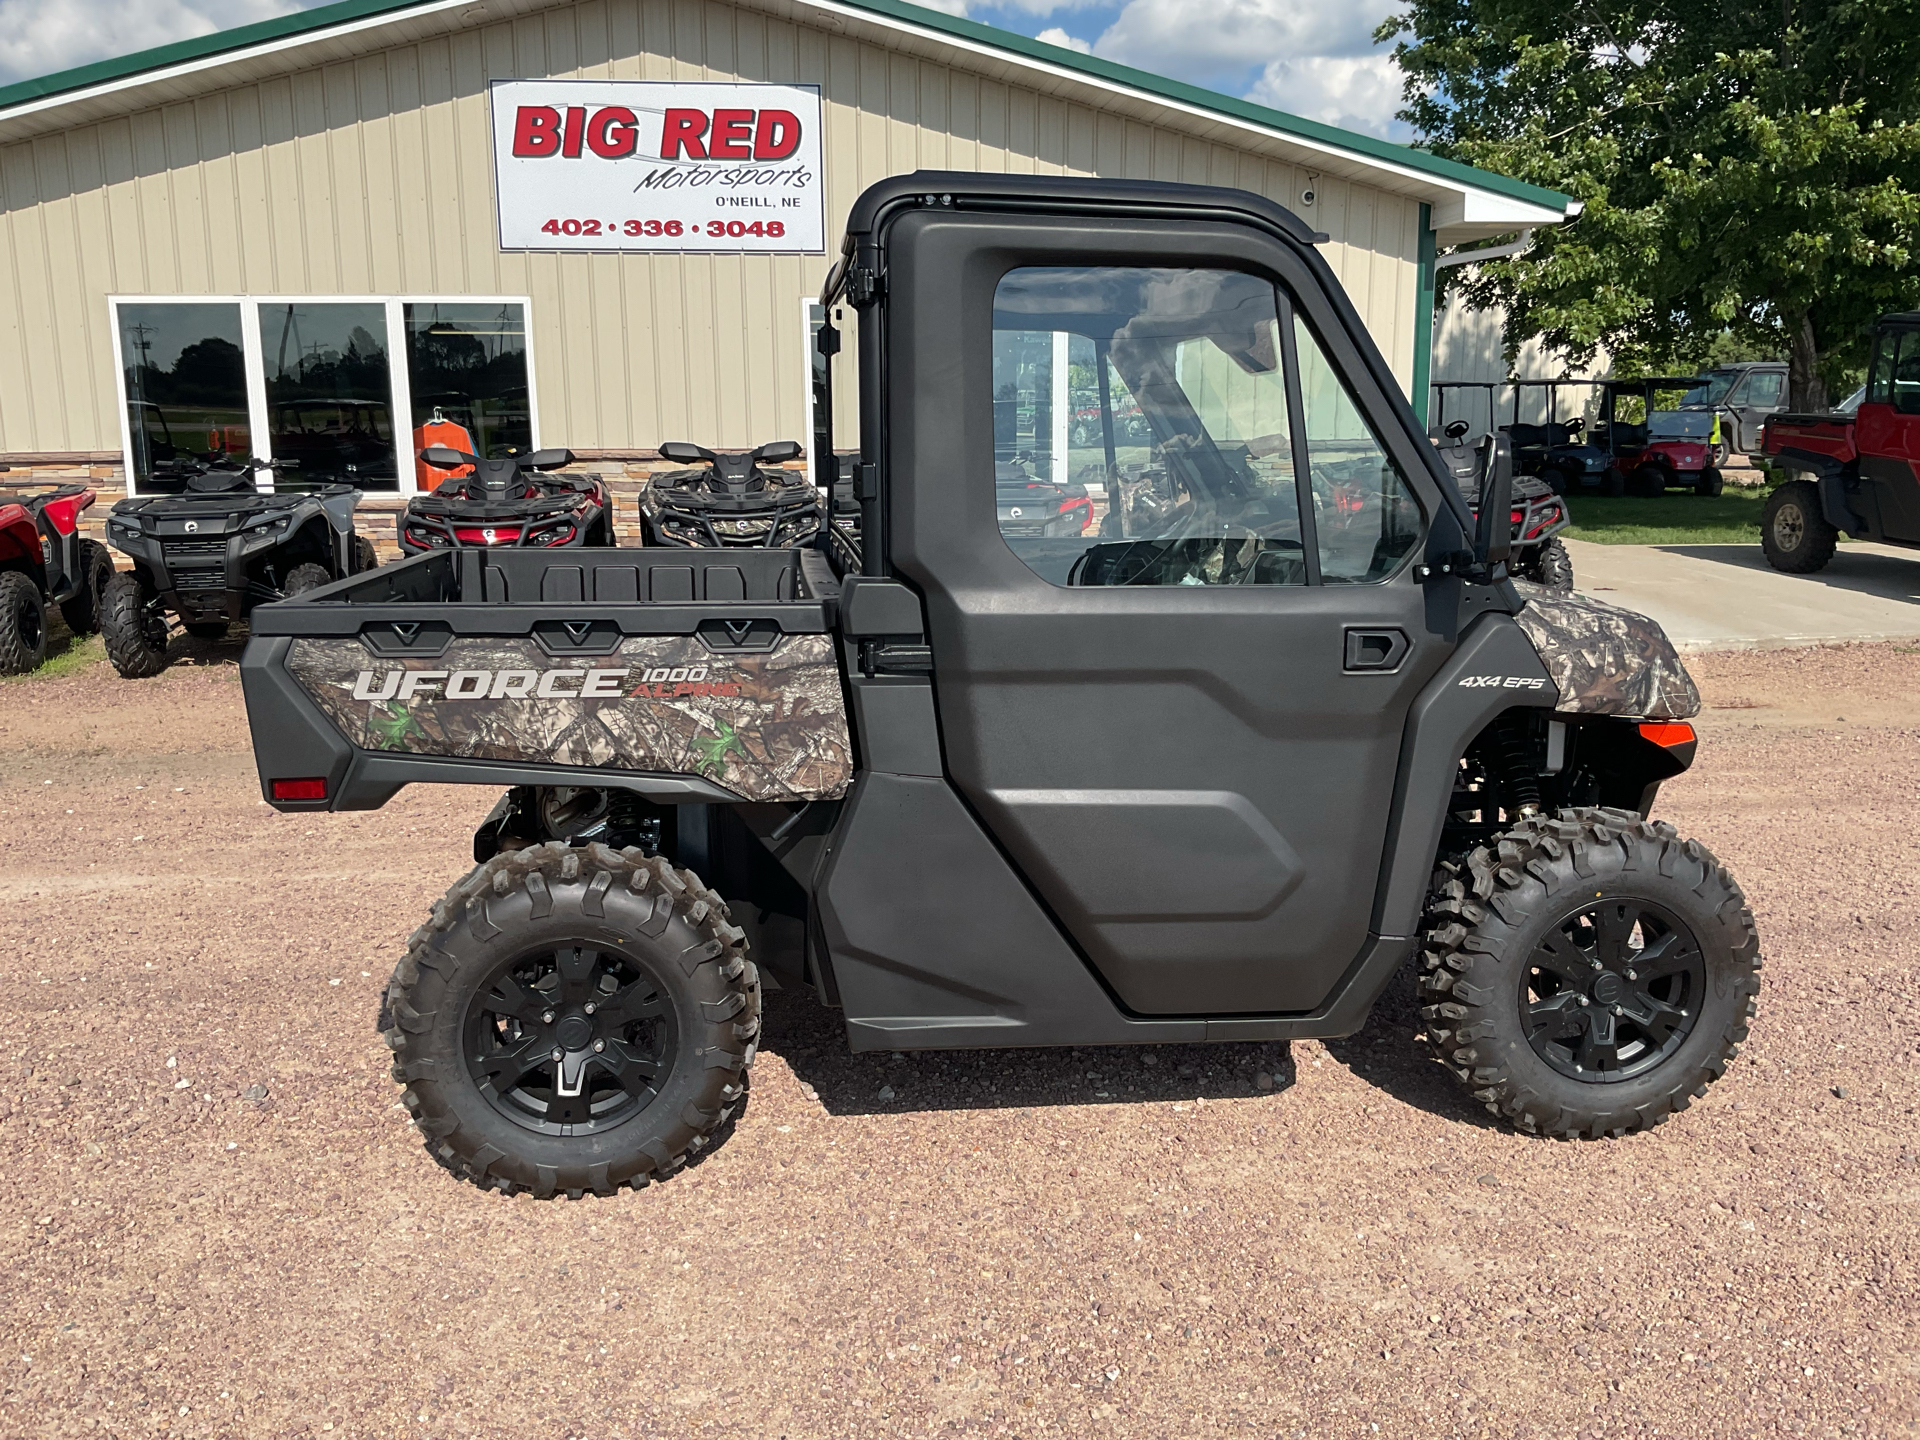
left=0, top=450, right=796, bottom=562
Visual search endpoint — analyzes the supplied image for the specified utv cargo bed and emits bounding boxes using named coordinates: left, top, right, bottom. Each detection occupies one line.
left=241, top=547, right=852, bottom=810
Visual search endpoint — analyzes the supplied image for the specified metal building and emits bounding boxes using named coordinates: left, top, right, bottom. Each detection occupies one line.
left=0, top=0, right=1575, bottom=542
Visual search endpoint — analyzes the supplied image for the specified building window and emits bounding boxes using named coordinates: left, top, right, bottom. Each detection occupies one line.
left=402, top=303, right=534, bottom=480
left=118, top=302, right=254, bottom=492
left=110, top=295, right=534, bottom=496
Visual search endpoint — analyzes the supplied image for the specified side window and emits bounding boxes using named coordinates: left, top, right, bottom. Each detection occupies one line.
left=1293, top=318, right=1424, bottom=583
left=1895, top=332, right=1920, bottom=416
left=1868, top=337, right=1895, bottom=405
left=991, top=266, right=1310, bottom=587
left=1748, top=371, right=1786, bottom=407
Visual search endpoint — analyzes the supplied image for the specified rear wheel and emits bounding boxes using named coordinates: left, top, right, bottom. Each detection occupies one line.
left=1696, top=467, right=1724, bottom=497
left=281, top=561, right=331, bottom=597
left=58, top=539, right=113, bottom=635
left=1420, top=809, right=1760, bottom=1138
left=383, top=843, right=760, bottom=1197
left=100, top=571, right=169, bottom=678
left=1760, top=480, right=1837, bottom=573
left=0, top=571, right=48, bottom=674
left=351, top=533, right=380, bottom=574
left=1540, top=468, right=1571, bottom=496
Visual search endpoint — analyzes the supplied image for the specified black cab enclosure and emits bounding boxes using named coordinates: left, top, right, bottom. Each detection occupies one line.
left=238, top=174, right=1759, bottom=1196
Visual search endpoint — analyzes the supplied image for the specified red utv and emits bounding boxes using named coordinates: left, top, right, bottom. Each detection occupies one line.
left=1759, top=312, right=1920, bottom=572
left=1594, top=378, right=1722, bottom=496
left=0, top=474, right=113, bottom=673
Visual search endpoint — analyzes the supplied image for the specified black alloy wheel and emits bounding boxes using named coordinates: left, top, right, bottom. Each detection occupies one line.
left=1520, top=897, right=1703, bottom=1083
left=465, top=942, right=679, bottom=1134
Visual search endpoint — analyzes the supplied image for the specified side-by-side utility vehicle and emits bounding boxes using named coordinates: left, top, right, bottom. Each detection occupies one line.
left=1760, top=312, right=1920, bottom=573
left=240, top=174, right=1761, bottom=1198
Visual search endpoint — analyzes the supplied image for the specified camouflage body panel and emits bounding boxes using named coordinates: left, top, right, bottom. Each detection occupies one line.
left=287, top=633, right=852, bottom=801
left=1511, top=582, right=1701, bottom=720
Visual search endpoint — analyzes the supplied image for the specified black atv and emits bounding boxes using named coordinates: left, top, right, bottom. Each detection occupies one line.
left=639, top=440, right=822, bottom=548
left=1434, top=420, right=1574, bottom=588
left=241, top=172, right=1759, bottom=1199
left=0, top=474, right=113, bottom=673
left=101, top=458, right=376, bottom=678
left=400, top=447, right=613, bottom=554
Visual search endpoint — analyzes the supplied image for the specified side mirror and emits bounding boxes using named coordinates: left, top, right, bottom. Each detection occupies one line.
left=1444, top=419, right=1470, bottom=440
left=420, top=445, right=470, bottom=467
left=753, top=439, right=802, bottom=464
left=1475, top=434, right=1513, bottom=571
left=659, top=441, right=714, bottom=465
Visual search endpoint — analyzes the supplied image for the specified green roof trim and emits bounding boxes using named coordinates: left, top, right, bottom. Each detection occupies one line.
left=0, top=0, right=1572, bottom=214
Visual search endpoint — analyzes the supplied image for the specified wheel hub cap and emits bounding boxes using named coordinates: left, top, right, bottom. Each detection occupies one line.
left=554, top=1013, right=594, bottom=1051
left=1521, top=897, right=1706, bottom=1083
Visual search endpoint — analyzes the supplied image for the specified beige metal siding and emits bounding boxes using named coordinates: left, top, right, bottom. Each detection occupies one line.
left=0, top=0, right=1421, bottom=455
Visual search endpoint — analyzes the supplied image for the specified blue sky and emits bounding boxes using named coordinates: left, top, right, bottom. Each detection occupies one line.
left=0, top=0, right=1412, bottom=139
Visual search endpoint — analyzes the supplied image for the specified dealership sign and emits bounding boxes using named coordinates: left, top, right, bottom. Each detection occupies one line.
left=490, top=80, right=825, bottom=253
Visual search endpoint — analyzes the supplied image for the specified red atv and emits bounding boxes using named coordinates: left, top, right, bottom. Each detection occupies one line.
left=398, top=446, right=613, bottom=554
left=1760, top=312, right=1920, bottom=572
left=0, top=474, right=113, bottom=673
left=1595, top=377, right=1722, bottom=496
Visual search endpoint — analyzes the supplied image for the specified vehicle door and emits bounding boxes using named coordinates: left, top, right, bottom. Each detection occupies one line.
left=1731, top=369, right=1787, bottom=452
left=1856, top=327, right=1920, bottom=542
left=881, top=208, right=1454, bottom=1017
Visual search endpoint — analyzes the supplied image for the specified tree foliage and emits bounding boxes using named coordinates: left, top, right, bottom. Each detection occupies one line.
left=1380, top=0, right=1920, bottom=406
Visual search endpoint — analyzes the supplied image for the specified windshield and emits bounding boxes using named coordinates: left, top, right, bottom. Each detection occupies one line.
left=1836, top=386, right=1865, bottom=415
left=1682, top=371, right=1739, bottom=407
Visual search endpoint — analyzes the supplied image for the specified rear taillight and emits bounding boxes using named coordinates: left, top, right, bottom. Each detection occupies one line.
left=1638, top=722, right=1696, bottom=749
left=271, top=777, right=327, bottom=801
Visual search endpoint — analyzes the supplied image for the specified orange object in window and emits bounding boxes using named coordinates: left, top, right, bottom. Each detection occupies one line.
left=413, top=411, right=475, bottom=491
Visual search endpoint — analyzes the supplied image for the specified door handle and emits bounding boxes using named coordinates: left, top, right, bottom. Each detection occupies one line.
left=1344, top=627, right=1410, bottom=673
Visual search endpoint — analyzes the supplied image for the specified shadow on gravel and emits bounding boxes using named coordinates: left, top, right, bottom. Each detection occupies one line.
left=165, top=624, right=250, bottom=670
left=759, top=987, right=1298, bottom=1117
left=1322, top=960, right=1502, bottom=1130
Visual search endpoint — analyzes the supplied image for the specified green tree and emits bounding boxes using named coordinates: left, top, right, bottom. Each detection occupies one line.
left=1380, top=0, right=1920, bottom=407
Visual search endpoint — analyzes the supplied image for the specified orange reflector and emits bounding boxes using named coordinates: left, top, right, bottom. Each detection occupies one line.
left=1638, top=722, right=1696, bottom=748
left=271, top=777, right=328, bottom=801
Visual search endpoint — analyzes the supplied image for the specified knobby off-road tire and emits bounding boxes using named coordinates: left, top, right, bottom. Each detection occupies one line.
left=383, top=842, right=760, bottom=1198
left=1760, top=480, right=1837, bottom=574
left=281, top=561, right=331, bottom=597
left=351, top=534, right=379, bottom=574
left=100, top=571, right=169, bottom=678
left=1516, top=537, right=1574, bottom=591
left=58, top=539, right=112, bottom=635
left=0, top=570, right=48, bottom=674
left=1419, top=808, right=1760, bottom=1139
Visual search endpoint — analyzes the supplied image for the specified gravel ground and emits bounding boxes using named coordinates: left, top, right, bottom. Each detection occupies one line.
left=1, top=637, right=1916, bottom=1440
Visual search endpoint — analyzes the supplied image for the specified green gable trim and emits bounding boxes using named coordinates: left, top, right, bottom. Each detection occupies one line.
left=0, top=0, right=1572, bottom=215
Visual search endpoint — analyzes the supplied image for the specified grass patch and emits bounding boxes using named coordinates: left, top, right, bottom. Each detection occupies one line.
left=3, top=624, right=105, bottom=681
left=1563, top=486, right=1779, bottom=546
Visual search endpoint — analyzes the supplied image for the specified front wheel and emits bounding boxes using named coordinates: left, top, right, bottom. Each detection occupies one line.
left=1601, top=467, right=1627, bottom=497
left=351, top=533, right=380, bottom=574
left=281, top=561, right=332, bottom=597
left=1516, top=536, right=1574, bottom=591
left=383, top=843, right=760, bottom=1198
left=1419, top=809, right=1760, bottom=1138
left=1760, top=480, right=1837, bottom=574
left=0, top=570, right=48, bottom=675
left=100, top=571, right=169, bottom=678
left=1696, top=467, right=1724, bottom=497
left=1634, top=463, right=1672, bottom=498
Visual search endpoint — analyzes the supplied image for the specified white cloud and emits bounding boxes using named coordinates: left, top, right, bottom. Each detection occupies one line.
left=911, top=0, right=973, bottom=15
left=1090, top=0, right=1390, bottom=86
left=1035, top=25, right=1093, bottom=54
left=1243, top=52, right=1407, bottom=139
left=0, top=0, right=307, bottom=85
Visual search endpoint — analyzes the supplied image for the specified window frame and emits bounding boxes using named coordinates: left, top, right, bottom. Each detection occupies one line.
left=108, top=293, right=538, bottom=497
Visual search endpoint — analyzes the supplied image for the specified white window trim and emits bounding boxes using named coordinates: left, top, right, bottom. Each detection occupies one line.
left=108, top=293, right=538, bottom=498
